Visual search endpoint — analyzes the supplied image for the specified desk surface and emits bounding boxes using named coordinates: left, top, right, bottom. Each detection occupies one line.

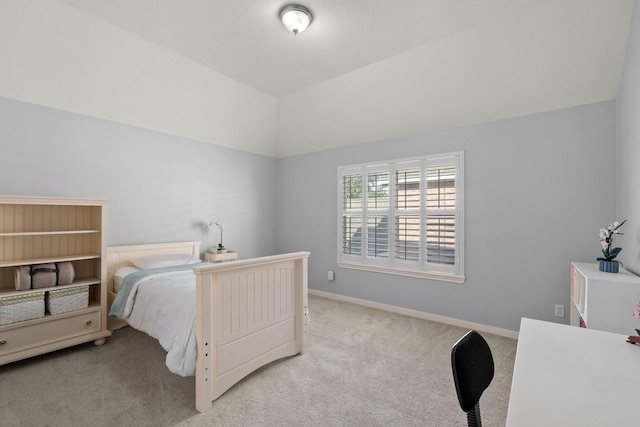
left=506, top=318, right=640, bottom=426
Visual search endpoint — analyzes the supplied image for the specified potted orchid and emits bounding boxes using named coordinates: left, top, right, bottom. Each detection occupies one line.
left=213, top=220, right=225, bottom=253
left=633, top=302, right=640, bottom=321
left=597, top=219, right=626, bottom=273
left=628, top=302, right=640, bottom=345
left=205, top=220, right=226, bottom=253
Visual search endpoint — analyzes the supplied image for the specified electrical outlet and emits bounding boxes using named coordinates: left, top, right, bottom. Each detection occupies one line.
left=555, top=304, right=565, bottom=318
left=328, top=270, right=334, bottom=281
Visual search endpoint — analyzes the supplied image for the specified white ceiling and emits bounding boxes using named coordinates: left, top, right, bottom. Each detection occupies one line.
left=58, top=0, right=626, bottom=97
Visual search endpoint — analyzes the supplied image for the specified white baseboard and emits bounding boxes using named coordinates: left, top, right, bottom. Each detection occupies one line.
left=309, top=289, right=519, bottom=340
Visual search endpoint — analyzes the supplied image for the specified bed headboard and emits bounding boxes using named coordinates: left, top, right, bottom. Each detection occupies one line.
left=106, top=241, right=201, bottom=293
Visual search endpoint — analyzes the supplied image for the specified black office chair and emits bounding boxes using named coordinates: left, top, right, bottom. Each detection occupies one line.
left=451, top=330, right=495, bottom=427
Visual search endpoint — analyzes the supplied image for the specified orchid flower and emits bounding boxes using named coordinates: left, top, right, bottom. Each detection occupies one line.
left=204, top=220, right=225, bottom=249
left=597, top=220, right=626, bottom=262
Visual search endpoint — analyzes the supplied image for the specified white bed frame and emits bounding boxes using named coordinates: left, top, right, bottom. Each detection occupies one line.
left=106, top=241, right=310, bottom=412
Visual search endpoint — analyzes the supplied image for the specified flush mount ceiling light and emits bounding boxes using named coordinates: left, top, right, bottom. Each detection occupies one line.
left=280, top=4, right=313, bottom=35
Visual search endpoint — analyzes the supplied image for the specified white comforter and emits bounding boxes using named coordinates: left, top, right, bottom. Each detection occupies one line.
left=112, top=268, right=197, bottom=376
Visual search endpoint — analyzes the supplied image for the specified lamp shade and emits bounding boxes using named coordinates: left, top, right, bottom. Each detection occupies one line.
left=280, top=5, right=312, bottom=35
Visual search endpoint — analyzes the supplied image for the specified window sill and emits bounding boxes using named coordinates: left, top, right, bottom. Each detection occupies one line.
left=337, top=262, right=465, bottom=283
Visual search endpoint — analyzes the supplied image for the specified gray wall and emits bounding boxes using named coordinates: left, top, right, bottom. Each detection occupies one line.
left=0, top=97, right=278, bottom=259
left=276, top=102, right=617, bottom=332
left=617, top=0, right=640, bottom=275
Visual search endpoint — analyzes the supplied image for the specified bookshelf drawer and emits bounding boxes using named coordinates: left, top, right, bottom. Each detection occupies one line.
left=0, top=309, right=100, bottom=356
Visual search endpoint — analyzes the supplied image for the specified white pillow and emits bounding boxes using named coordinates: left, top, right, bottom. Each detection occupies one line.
left=129, top=253, right=201, bottom=270
left=113, top=266, right=140, bottom=292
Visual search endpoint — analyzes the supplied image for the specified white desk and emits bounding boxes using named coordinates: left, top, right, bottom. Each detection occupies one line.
left=507, top=318, right=640, bottom=426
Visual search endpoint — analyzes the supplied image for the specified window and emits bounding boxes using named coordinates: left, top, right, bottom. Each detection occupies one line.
left=338, top=152, right=464, bottom=283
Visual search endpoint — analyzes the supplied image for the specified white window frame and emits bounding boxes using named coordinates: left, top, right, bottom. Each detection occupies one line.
left=337, top=151, right=465, bottom=283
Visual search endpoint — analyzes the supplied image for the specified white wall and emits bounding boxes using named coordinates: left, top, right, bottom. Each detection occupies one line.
left=617, top=0, right=640, bottom=275
left=0, top=0, right=278, bottom=157
left=276, top=102, right=617, bottom=332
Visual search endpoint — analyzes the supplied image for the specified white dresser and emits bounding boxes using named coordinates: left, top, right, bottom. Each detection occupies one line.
left=570, top=261, right=640, bottom=335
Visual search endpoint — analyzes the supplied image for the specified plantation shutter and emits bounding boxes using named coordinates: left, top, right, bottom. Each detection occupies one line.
left=341, top=172, right=363, bottom=256
left=337, top=152, right=463, bottom=282
left=425, top=164, right=456, bottom=266
left=395, top=168, right=421, bottom=261
left=366, top=170, right=389, bottom=258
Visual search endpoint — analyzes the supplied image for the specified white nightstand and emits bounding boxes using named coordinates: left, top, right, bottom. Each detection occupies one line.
left=204, top=250, right=238, bottom=263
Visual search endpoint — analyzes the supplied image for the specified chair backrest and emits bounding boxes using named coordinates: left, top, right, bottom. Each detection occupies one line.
left=451, top=330, right=495, bottom=422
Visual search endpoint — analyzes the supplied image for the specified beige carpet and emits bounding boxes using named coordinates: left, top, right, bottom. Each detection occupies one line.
left=0, top=295, right=516, bottom=426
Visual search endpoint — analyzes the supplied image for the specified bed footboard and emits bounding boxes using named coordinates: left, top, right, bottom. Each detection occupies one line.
left=192, top=251, right=310, bottom=412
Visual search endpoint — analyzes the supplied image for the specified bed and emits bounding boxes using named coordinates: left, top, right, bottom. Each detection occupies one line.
left=106, top=241, right=310, bottom=412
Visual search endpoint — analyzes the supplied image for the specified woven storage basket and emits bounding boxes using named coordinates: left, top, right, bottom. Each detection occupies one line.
left=46, top=285, right=89, bottom=315
left=0, top=292, right=45, bottom=325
